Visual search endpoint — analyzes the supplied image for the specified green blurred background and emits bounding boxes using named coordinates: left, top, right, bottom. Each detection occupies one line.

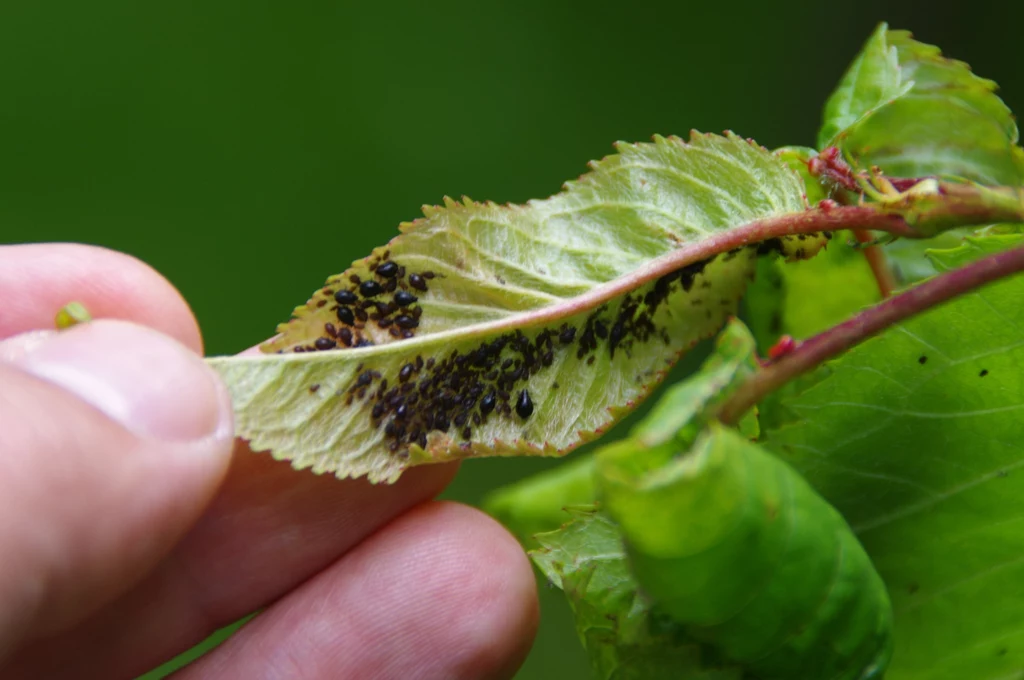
left=2, top=2, right=1021, bottom=677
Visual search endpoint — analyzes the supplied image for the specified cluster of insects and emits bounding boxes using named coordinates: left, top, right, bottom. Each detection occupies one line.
left=289, top=251, right=437, bottom=352
left=280, top=233, right=822, bottom=457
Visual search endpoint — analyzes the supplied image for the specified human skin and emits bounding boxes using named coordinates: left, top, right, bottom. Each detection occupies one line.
left=0, top=243, right=538, bottom=679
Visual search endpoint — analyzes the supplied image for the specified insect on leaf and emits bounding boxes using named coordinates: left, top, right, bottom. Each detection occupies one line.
left=208, top=132, right=826, bottom=482
left=485, top=318, right=761, bottom=544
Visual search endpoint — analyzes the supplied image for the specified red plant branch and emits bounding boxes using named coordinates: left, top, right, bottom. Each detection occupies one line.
left=717, top=243, right=1024, bottom=425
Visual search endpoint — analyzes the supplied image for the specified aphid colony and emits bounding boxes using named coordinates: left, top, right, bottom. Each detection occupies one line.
left=288, top=251, right=436, bottom=352
left=341, top=327, right=554, bottom=455
left=279, top=233, right=819, bottom=457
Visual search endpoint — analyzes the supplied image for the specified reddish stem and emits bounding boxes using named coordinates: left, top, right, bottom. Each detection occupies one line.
left=718, top=244, right=1024, bottom=425
left=852, top=229, right=897, bottom=298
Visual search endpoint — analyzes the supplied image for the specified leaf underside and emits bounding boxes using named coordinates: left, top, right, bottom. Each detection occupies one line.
left=767, top=235, right=1024, bottom=679
left=208, top=132, right=825, bottom=482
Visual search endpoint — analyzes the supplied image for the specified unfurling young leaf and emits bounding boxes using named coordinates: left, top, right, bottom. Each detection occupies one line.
left=207, top=132, right=827, bottom=482
left=819, top=23, right=1024, bottom=186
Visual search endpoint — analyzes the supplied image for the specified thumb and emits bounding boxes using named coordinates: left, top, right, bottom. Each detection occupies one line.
left=0, top=320, right=234, bottom=656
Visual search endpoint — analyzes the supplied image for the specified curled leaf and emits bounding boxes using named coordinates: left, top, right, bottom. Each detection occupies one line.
left=596, top=425, right=894, bottom=680
left=208, top=132, right=825, bottom=482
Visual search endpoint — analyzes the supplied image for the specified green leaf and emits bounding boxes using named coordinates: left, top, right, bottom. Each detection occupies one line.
left=531, top=508, right=742, bottom=680
left=820, top=23, right=1024, bottom=185
left=484, top=319, right=760, bottom=543
left=207, top=132, right=825, bottom=482
left=883, top=224, right=1024, bottom=287
left=818, top=25, right=908, bottom=149
left=596, top=425, right=893, bottom=680
left=767, top=235, right=1024, bottom=679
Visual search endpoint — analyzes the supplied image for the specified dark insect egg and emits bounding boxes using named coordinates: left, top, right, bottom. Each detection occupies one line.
left=394, top=290, right=418, bottom=307
left=334, top=289, right=358, bottom=305
left=918, top=355, right=928, bottom=365
left=314, top=337, right=336, bottom=350
left=515, top=390, right=534, bottom=419
left=336, top=306, right=355, bottom=325
left=409, top=273, right=428, bottom=291
left=376, top=261, right=399, bottom=278
left=360, top=280, right=384, bottom=297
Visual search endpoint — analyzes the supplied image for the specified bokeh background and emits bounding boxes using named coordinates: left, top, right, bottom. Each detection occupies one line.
left=2, top=2, right=1021, bottom=677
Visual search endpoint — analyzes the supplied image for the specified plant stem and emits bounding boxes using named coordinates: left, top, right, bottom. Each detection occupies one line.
left=852, top=229, right=896, bottom=298
left=717, top=244, right=1024, bottom=425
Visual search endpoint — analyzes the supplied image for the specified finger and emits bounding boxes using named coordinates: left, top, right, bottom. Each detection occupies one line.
left=180, top=502, right=538, bottom=680
left=0, top=243, right=202, bottom=352
left=0, top=320, right=234, bottom=659
left=3, top=448, right=459, bottom=679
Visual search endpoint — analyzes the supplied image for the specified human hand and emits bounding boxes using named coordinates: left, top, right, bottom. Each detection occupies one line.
left=0, top=244, right=538, bottom=679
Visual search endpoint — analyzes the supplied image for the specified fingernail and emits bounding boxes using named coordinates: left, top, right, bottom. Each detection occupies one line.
left=13, top=320, right=233, bottom=443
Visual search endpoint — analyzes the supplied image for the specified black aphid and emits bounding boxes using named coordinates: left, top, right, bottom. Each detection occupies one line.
left=334, top=289, right=358, bottom=305
left=399, top=363, right=414, bottom=382
left=480, top=391, right=496, bottom=415
left=409, top=273, right=428, bottom=291
left=336, top=306, right=355, bottom=325
left=395, top=315, right=419, bottom=329
left=609, top=321, right=624, bottom=357
left=918, top=355, right=928, bottom=365
left=515, top=389, right=534, bottom=419
left=394, top=290, right=418, bottom=307
left=339, top=327, right=353, bottom=346
left=980, top=369, right=989, bottom=377
left=376, top=261, right=399, bottom=278
left=314, top=337, right=336, bottom=350
left=360, top=280, right=384, bottom=297
left=356, top=371, right=373, bottom=387
left=559, top=326, right=577, bottom=344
